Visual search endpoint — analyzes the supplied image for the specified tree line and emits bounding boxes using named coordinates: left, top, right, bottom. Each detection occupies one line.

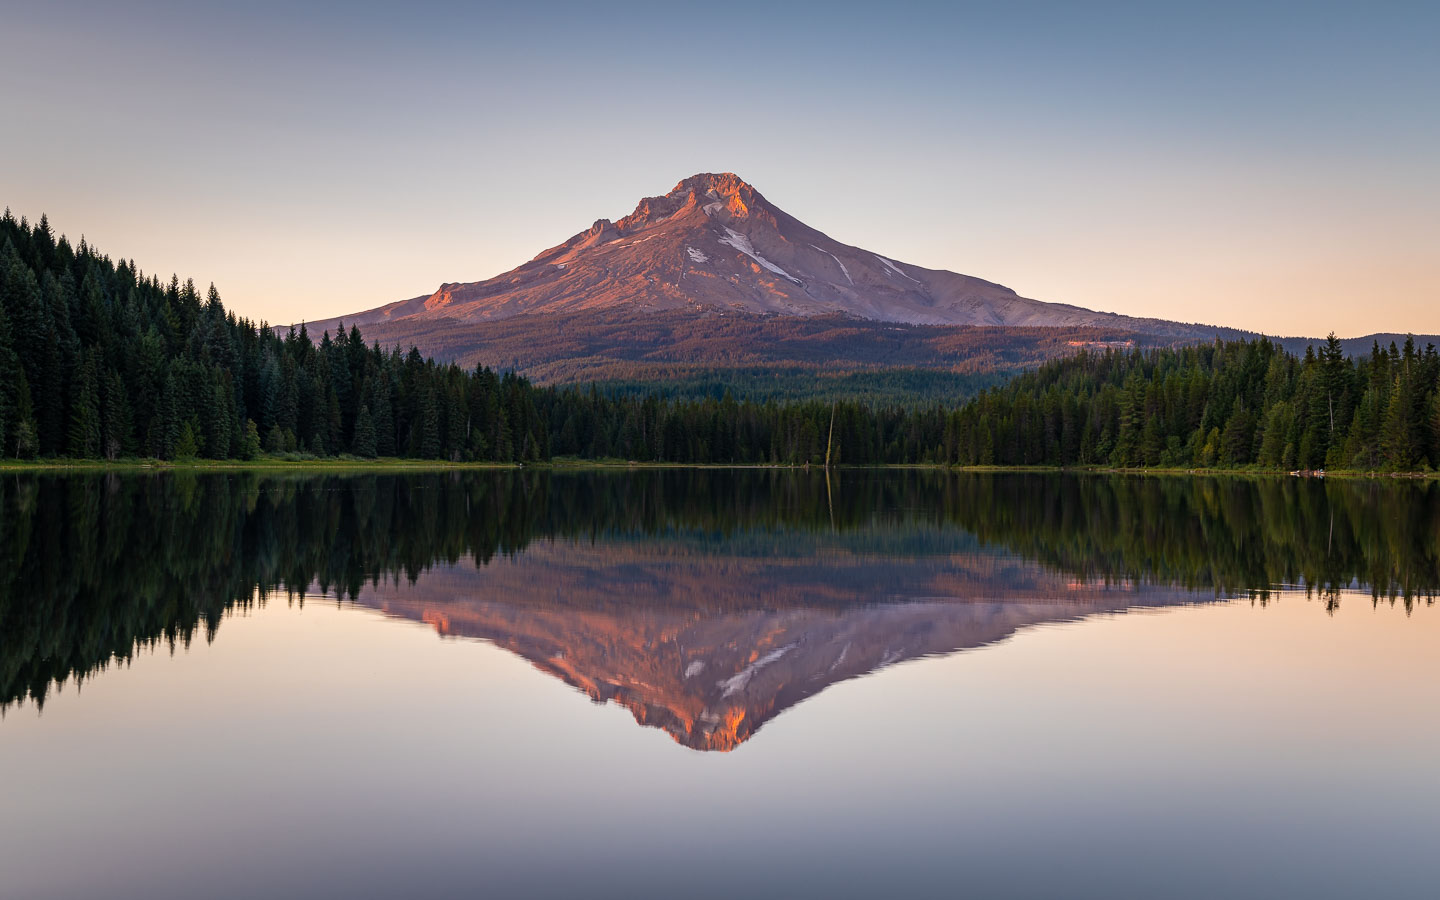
left=0, top=211, right=942, bottom=464
left=947, top=334, right=1440, bottom=471
left=0, top=212, right=555, bottom=463
left=3, top=210, right=1438, bottom=471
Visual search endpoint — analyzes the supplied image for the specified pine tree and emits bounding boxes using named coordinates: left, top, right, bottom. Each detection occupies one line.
left=68, top=352, right=101, bottom=457
left=420, top=388, right=441, bottom=458
left=495, top=409, right=513, bottom=461
left=1258, top=401, right=1293, bottom=468
left=373, top=379, right=395, bottom=457
left=353, top=404, right=377, bottom=458
left=1430, top=389, right=1440, bottom=468
left=446, top=385, right=467, bottom=459
left=1, top=242, right=56, bottom=453
left=13, top=419, right=37, bottom=459
left=150, top=372, right=179, bottom=459
left=1382, top=375, right=1419, bottom=470
left=1221, top=404, right=1254, bottom=466
left=102, top=369, right=133, bottom=459
left=35, top=325, right=67, bottom=455
left=238, top=419, right=262, bottom=460
left=204, top=377, right=230, bottom=458
left=1320, top=333, right=1351, bottom=439
left=175, top=420, right=200, bottom=460
left=0, top=299, right=14, bottom=454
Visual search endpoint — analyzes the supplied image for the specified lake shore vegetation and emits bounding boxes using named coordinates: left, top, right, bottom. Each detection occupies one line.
left=3, top=213, right=1436, bottom=473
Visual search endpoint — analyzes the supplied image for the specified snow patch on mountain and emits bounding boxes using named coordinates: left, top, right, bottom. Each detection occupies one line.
left=811, top=244, right=853, bottom=285
left=686, top=247, right=709, bottom=263
left=719, top=228, right=799, bottom=283
left=875, top=254, right=921, bottom=284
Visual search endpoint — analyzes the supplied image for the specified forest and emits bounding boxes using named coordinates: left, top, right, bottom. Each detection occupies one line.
left=0, top=211, right=933, bottom=464
left=950, top=332, right=1440, bottom=471
left=2, top=211, right=1438, bottom=470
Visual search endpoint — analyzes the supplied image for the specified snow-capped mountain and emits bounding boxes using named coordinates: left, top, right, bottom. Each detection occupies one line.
left=326, top=172, right=1207, bottom=332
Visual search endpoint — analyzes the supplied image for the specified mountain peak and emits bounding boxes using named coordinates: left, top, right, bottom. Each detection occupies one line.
left=672, top=172, right=760, bottom=217
left=671, top=171, right=754, bottom=198
left=615, top=172, right=763, bottom=230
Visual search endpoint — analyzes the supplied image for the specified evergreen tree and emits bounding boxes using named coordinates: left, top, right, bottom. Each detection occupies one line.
left=1430, top=389, right=1440, bottom=468
left=1258, top=401, right=1293, bottom=468
left=67, top=352, right=101, bottom=458
left=1383, top=375, right=1420, bottom=470
left=175, top=421, right=200, bottom=460
left=1221, top=404, right=1254, bottom=466
left=13, top=419, right=38, bottom=459
left=353, top=404, right=378, bottom=458
left=238, top=419, right=262, bottom=460
left=0, top=299, right=14, bottom=454
left=150, top=372, right=180, bottom=459
left=420, top=388, right=441, bottom=459
left=373, top=378, right=395, bottom=457
left=325, top=387, right=343, bottom=455
left=102, top=368, right=133, bottom=459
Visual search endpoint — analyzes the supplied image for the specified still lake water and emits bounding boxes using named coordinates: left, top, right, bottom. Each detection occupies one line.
left=1, top=470, right=1436, bottom=899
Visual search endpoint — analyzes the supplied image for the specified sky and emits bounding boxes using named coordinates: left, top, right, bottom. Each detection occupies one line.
left=2, top=0, right=1437, bottom=337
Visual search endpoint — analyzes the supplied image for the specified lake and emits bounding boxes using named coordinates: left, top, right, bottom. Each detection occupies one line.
left=1, top=470, right=1436, bottom=899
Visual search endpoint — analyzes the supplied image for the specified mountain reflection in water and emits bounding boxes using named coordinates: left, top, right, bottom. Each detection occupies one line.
left=354, top=547, right=1206, bottom=750
left=3, top=470, right=1437, bottom=749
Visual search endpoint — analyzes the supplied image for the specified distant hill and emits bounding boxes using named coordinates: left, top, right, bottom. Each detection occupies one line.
left=1275, top=333, right=1440, bottom=358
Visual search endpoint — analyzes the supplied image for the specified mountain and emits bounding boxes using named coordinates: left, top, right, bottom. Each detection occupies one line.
left=302, top=174, right=1244, bottom=394
left=337, top=173, right=1211, bottom=330
left=305, top=173, right=1436, bottom=400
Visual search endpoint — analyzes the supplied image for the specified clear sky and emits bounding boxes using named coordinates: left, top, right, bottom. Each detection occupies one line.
left=3, top=1, right=1436, bottom=337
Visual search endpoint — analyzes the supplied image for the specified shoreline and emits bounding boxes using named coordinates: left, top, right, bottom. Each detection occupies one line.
left=0, top=458, right=1434, bottom=479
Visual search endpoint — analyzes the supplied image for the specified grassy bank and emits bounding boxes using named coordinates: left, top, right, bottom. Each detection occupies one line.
left=0, top=457, right=521, bottom=472
left=0, top=457, right=1436, bottom=479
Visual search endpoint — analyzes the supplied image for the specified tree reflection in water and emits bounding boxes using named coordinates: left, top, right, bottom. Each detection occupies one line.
left=2, top=470, right=1436, bottom=744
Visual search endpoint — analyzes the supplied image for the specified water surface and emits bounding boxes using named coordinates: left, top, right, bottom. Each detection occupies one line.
left=1, top=471, right=1436, bottom=898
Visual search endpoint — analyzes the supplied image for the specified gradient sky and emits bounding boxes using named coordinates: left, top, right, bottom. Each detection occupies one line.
left=3, top=1, right=1437, bottom=336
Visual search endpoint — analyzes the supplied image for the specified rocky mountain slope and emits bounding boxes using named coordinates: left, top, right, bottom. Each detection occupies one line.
left=317, top=172, right=1221, bottom=335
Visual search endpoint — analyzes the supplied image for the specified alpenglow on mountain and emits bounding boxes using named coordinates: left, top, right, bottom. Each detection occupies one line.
left=328, top=173, right=1197, bottom=331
